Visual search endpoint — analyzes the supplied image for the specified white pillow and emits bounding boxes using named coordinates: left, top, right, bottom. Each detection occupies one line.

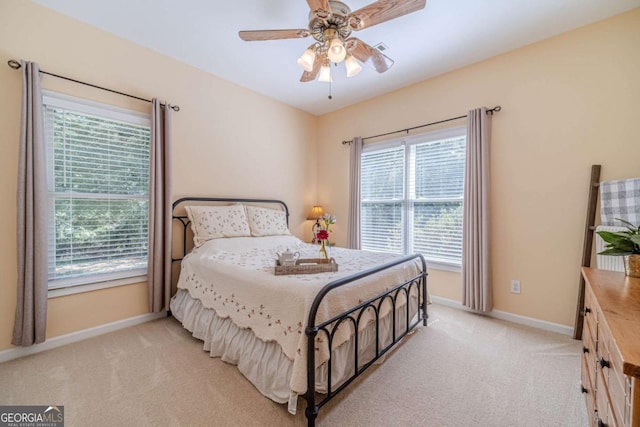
left=245, top=205, right=291, bottom=237
left=185, top=204, right=251, bottom=246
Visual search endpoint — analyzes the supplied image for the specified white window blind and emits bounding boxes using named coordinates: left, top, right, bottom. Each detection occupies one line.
left=43, top=92, right=151, bottom=289
left=361, top=127, right=466, bottom=267
left=361, top=145, right=405, bottom=253
left=410, top=135, right=465, bottom=264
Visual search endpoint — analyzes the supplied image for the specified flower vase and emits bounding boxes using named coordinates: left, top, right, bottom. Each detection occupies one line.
left=319, top=240, right=329, bottom=260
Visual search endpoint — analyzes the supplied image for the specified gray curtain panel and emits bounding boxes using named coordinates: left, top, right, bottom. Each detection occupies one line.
left=13, top=61, right=48, bottom=346
left=462, top=107, right=492, bottom=312
left=347, top=137, right=363, bottom=249
left=147, top=99, right=173, bottom=313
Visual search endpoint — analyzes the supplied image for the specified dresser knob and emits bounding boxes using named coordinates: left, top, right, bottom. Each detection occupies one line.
left=582, top=346, right=589, bottom=354
left=599, top=357, right=610, bottom=369
left=597, top=417, right=607, bottom=427
left=580, top=385, right=588, bottom=394
left=584, top=307, right=591, bottom=315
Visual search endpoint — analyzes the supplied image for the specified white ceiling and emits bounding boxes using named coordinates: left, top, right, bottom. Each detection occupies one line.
left=33, top=0, right=640, bottom=116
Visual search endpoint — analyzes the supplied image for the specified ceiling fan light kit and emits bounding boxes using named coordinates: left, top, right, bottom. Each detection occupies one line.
left=297, top=47, right=316, bottom=72
left=239, top=0, right=426, bottom=84
left=327, top=32, right=347, bottom=63
left=345, top=54, right=362, bottom=77
left=318, top=64, right=333, bottom=83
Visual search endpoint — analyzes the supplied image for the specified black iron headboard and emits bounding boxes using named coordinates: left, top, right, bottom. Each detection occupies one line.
left=171, top=197, right=290, bottom=264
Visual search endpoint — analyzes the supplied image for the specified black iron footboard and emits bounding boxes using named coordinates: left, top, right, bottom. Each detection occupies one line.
left=305, top=254, right=428, bottom=427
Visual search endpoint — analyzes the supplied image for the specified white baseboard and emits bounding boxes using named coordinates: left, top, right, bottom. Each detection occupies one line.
left=1, top=297, right=574, bottom=363
left=0, top=311, right=167, bottom=364
left=429, top=296, right=575, bottom=337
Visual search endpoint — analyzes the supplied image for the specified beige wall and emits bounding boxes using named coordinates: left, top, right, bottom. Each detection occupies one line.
left=317, top=8, right=640, bottom=327
left=1, top=1, right=638, bottom=352
left=0, top=1, right=318, bottom=351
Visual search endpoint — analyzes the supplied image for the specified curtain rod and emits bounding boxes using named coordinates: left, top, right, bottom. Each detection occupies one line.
left=7, top=59, right=180, bottom=112
left=341, top=106, right=501, bottom=145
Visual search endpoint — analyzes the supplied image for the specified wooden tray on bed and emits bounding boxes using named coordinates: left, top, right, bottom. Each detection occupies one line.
left=274, top=258, right=338, bottom=275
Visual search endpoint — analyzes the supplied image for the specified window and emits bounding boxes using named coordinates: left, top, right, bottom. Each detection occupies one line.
left=43, top=92, right=151, bottom=289
left=361, top=127, right=466, bottom=269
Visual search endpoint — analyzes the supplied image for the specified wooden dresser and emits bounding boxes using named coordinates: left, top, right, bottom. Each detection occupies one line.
left=581, top=267, right=640, bottom=427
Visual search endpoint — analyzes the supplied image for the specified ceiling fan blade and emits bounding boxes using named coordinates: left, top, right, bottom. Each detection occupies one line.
left=239, top=29, right=310, bottom=41
left=348, top=38, right=373, bottom=63
left=347, top=38, right=394, bottom=73
left=349, top=0, right=426, bottom=31
left=300, top=55, right=322, bottom=82
left=307, top=0, right=331, bottom=17
left=369, top=49, right=394, bottom=73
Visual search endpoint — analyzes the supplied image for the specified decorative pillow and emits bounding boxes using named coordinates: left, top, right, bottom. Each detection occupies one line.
left=245, top=206, right=290, bottom=237
left=185, top=204, right=251, bottom=246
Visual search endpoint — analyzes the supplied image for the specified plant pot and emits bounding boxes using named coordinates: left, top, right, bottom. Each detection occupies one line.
left=623, top=254, right=640, bottom=278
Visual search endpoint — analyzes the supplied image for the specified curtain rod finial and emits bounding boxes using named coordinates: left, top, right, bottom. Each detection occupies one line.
left=8, top=59, right=21, bottom=69
left=342, top=140, right=353, bottom=145
left=487, top=105, right=502, bottom=115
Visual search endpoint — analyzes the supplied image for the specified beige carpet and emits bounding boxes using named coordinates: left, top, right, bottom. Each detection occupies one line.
left=0, top=304, right=587, bottom=426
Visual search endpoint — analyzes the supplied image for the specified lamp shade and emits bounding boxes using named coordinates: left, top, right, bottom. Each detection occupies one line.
left=307, top=206, right=325, bottom=220
left=345, top=55, right=362, bottom=77
left=327, top=38, right=347, bottom=63
left=297, top=48, right=316, bottom=72
left=318, top=65, right=332, bottom=82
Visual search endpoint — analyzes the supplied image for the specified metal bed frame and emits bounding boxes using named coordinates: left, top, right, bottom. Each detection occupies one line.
left=171, top=197, right=428, bottom=427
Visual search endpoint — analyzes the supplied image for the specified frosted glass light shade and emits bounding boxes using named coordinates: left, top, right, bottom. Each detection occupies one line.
left=318, top=65, right=332, bottom=82
left=327, top=38, right=346, bottom=63
left=345, top=55, right=362, bottom=77
left=297, top=48, right=316, bottom=72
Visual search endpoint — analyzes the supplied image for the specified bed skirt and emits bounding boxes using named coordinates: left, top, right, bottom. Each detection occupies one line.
left=170, top=288, right=417, bottom=414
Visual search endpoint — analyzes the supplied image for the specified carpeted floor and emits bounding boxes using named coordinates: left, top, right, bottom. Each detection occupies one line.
left=0, top=304, right=588, bottom=426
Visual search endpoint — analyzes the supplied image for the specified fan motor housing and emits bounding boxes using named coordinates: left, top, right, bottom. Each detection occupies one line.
left=309, top=1, right=353, bottom=42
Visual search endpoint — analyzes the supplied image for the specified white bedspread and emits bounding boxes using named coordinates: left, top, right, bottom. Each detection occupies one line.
left=176, top=235, right=422, bottom=394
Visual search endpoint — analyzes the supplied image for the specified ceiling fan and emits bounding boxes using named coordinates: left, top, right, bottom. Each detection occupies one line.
left=239, top=0, right=427, bottom=83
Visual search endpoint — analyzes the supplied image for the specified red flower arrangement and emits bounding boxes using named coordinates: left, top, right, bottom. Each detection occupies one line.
left=316, top=229, right=329, bottom=241
left=315, top=213, right=335, bottom=260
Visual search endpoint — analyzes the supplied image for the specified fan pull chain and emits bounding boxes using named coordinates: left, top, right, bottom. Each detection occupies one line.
left=328, top=80, right=332, bottom=100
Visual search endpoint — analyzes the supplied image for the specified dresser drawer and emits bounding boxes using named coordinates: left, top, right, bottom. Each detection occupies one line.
left=598, top=321, right=631, bottom=426
left=598, top=325, right=612, bottom=383
left=597, top=369, right=620, bottom=427
left=584, top=320, right=597, bottom=381
left=608, top=374, right=628, bottom=427
left=597, top=366, right=609, bottom=414
left=583, top=352, right=597, bottom=423
left=607, top=401, right=621, bottom=427
left=584, top=285, right=598, bottom=342
left=596, top=401, right=621, bottom=427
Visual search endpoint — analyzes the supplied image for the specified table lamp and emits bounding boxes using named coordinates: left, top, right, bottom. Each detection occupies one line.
left=307, top=205, right=325, bottom=243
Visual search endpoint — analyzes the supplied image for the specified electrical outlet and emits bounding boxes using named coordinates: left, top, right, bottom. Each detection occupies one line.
left=510, top=280, right=521, bottom=294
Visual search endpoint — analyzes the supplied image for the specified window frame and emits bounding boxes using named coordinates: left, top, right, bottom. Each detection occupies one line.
left=42, top=91, right=151, bottom=295
left=361, top=126, right=466, bottom=271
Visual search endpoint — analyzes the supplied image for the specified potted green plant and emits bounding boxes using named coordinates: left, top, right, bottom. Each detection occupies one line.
left=597, top=219, right=640, bottom=278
